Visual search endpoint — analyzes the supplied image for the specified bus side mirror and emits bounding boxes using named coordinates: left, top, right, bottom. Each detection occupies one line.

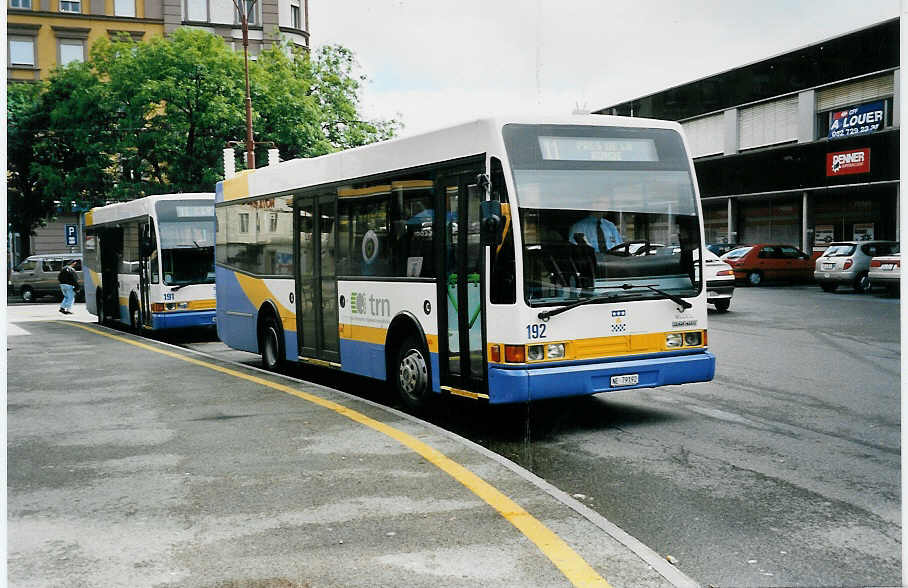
left=139, top=226, right=153, bottom=257
left=480, top=200, right=502, bottom=246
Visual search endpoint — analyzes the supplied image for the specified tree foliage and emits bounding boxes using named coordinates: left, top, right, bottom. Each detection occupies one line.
left=8, top=28, right=399, bottom=241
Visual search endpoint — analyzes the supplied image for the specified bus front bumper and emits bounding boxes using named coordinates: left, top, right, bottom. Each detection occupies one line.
left=487, top=350, right=716, bottom=404
left=151, top=310, right=216, bottom=330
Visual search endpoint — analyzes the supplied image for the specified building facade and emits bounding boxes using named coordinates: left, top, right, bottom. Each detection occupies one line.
left=596, top=18, right=899, bottom=253
left=8, top=0, right=309, bottom=81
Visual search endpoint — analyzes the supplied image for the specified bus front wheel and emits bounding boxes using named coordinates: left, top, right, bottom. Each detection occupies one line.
left=395, top=336, right=430, bottom=412
left=260, top=315, right=284, bottom=371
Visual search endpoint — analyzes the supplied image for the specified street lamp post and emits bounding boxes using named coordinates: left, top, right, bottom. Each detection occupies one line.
left=232, top=0, right=256, bottom=169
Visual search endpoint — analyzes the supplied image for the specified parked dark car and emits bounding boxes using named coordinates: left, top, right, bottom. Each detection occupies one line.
left=720, top=244, right=813, bottom=286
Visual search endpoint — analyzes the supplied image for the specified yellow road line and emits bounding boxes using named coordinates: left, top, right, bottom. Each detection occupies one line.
left=60, top=321, right=612, bottom=588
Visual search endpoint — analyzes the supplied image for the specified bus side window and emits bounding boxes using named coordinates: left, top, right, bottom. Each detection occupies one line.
left=489, top=157, right=516, bottom=304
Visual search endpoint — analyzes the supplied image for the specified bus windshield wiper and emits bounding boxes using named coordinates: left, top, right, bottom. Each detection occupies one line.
left=537, top=291, right=623, bottom=321
left=537, top=282, right=692, bottom=321
left=627, top=283, right=692, bottom=310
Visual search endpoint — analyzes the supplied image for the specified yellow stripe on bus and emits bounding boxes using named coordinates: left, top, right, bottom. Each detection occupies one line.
left=488, top=331, right=706, bottom=364
left=338, top=323, right=438, bottom=353
left=234, top=272, right=296, bottom=332
left=222, top=171, right=252, bottom=201
left=60, top=322, right=612, bottom=588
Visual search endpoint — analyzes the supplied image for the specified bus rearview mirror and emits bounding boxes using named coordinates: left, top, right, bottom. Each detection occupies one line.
left=480, top=200, right=502, bottom=246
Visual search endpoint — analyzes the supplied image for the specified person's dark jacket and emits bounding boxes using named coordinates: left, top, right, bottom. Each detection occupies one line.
left=58, top=265, right=79, bottom=287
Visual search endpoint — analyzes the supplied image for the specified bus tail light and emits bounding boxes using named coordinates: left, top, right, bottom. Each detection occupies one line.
left=504, top=345, right=526, bottom=363
left=151, top=303, right=165, bottom=312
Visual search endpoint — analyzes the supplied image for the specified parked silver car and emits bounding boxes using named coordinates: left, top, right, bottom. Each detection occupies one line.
left=814, top=241, right=898, bottom=293
left=9, top=254, right=84, bottom=302
left=868, top=248, right=900, bottom=295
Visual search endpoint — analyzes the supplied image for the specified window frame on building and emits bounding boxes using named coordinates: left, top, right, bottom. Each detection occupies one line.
left=235, top=0, right=259, bottom=26
left=9, top=0, right=32, bottom=9
left=58, top=38, right=85, bottom=65
left=290, top=0, right=301, bottom=29
left=59, top=0, right=82, bottom=13
left=114, top=0, right=136, bottom=17
left=8, top=33, right=37, bottom=68
left=184, top=0, right=208, bottom=23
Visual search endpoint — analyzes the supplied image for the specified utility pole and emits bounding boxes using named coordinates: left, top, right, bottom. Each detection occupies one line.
left=231, top=0, right=256, bottom=169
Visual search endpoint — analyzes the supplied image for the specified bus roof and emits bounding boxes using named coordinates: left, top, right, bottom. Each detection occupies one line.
left=218, top=114, right=685, bottom=203
left=86, top=193, right=214, bottom=226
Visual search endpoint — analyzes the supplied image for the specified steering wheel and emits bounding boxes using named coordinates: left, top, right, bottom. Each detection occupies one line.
left=606, top=240, right=647, bottom=256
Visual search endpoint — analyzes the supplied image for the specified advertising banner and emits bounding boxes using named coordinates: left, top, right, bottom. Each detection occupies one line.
left=814, top=225, right=834, bottom=246
left=826, top=148, right=870, bottom=176
left=828, top=100, right=885, bottom=139
left=853, top=223, right=874, bottom=241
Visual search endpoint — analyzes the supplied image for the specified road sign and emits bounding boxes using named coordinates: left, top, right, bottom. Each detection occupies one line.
left=65, top=224, right=78, bottom=247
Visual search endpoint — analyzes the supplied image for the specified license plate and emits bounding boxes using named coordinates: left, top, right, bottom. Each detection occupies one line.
left=610, top=374, right=639, bottom=387
left=882, top=264, right=895, bottom=271
left=823, top=263, right=835, bottom=270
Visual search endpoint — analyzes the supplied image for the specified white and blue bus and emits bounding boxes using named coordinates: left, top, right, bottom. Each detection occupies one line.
left=215, top=115, right=715, bottom=408
left=82, top=193, right=217, bottom=330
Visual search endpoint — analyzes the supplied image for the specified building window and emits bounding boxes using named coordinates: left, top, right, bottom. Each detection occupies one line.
left=9, top=37, right=35, bottom=67
left=114, top=0, right=135, bottom=17
left=10, top=0, right=32, bottom=9
left=238, top=213, right=249, bottom=233
left=59, top=39, right=84, bottom=65
left=236, top=0, right=257, bottom=25
left=290, top=1, right=300, bottom=28
left=59, top=0, right=81, bottom=12
left=185, top=0, right=207, bottom=22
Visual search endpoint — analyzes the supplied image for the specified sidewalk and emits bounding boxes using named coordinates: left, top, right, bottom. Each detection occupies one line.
left=7, top=303, right=698, bottom=588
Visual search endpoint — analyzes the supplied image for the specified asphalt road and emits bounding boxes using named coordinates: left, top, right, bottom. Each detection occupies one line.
left=141, top=283, right=900, bottom=586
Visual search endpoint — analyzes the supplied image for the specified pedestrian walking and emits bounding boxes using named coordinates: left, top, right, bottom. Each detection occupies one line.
left=58, top=261, right=79, bottom=315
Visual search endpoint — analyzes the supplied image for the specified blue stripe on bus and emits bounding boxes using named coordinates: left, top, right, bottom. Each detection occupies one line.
left=150, top=310, right=216, bottom=330
left=487, top=351, right=716, bottom=404
left=339, top=338, right=441, bottom=393
left=215, top=266, right=260, bottom=353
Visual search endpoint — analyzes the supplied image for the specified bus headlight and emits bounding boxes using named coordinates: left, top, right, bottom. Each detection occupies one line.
left=546, top=343, right=565, bottom=359
left=165, top=303, right=176, bottom=310
left=666, top=333, right=683, bottom=347
left=178, top=302, right=189, bottom=309
left=527, top=345, right=545, bottom=361
left=683, top=332, right=702, bottom=346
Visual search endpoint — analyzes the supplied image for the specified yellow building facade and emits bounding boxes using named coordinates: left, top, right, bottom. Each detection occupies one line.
left=8, top=0, right=164, bottom=81
left=8, top=0, right=309, bottom=82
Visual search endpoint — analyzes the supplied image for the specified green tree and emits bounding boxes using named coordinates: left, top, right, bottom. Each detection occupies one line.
left=7, top=29, right=398, bottom=238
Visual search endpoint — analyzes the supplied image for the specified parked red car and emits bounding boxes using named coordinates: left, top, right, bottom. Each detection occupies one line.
left=720, top=244, right=814, bottom=286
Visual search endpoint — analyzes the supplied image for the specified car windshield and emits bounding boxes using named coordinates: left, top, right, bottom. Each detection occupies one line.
left=504, top=123, right=701, bottom=305
left=823, top=244, right=856, bottom=257
left=723, top=247, right=752, bottom=259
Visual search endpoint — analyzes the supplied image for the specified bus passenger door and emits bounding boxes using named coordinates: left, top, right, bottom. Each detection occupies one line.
left=138, top=222, right=151, bottom=327
left=295, top=194, right=340, bottom=363
left=437, top=171, right=487, bottom=398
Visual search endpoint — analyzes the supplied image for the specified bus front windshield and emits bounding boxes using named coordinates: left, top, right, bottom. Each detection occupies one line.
left=155, top=200, right=215, bottom=286
left=503, top=124, right=702, bottom=306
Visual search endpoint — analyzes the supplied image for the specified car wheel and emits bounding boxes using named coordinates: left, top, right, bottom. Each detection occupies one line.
left=853, top=271, right=870, bottom=293
left=395, top=336, right=431, bottom=412
left=20, top=287, right=34, bottom=302
left=260, top=314, right=284, bottom=371
left=746, top=271, right=762, bottom=286
left=713, top=299, right=730, bottom=313
left=820, top=283, right=838, bottom=293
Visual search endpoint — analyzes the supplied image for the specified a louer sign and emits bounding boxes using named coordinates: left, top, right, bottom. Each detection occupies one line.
left=828, top=100, right=885, bottom=139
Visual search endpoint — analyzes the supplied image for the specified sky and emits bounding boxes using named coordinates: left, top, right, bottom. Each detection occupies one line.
left=308, top=0, right=900, bottom=138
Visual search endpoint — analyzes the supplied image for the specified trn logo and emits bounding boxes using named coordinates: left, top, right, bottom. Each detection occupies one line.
left=350, top=292, right=391, bottom=316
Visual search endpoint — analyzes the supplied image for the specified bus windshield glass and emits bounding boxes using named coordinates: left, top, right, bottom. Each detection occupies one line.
left=503, top=124, right=701, bottom=306
left=155, top=200, right=215, bottom=286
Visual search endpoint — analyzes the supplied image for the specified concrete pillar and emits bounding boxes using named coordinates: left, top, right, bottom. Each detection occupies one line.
left=727, top=198, right=738, bottom=244
left=802, top=192, right=810, bottom=252
left=894, top=69, right=900, bottom=128
left=723, top=109, right=738, bottom=156
left=798, top=90, right=816, bottom=143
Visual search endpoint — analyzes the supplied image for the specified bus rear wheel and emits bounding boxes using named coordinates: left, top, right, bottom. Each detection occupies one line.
left=260, top=315, right=284, bottom=371
left=395, top=336, right=430, bottom=412
left=130, top=302, right=142, bottom=333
